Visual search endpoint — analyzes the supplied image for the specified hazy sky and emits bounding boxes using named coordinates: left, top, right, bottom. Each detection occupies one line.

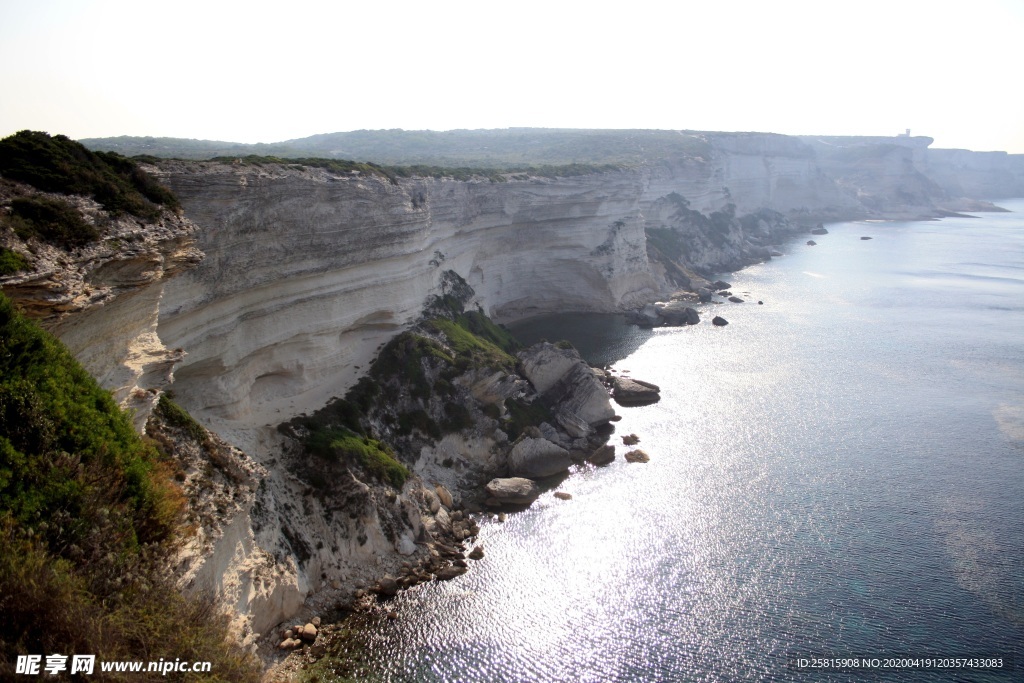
left=1, top=0, right=1022, bottom=152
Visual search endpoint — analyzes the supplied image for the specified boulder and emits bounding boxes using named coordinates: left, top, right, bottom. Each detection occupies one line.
left=485, top=477, right=541, bottom=507
left=611, top=377, right=661, bottom=406
left=553, top=491, right=573, bottom=500
left=586, top=444, right=616, bottom=465
left=728, top=296, right=744, bottom=303
left=622, top=434, right=640, bottom=445
left=435, top=484, right=453, bottom=509
left=508, top=437, right=572, bottom=478
left=806, top=240, right=817, bottom=246
left=712, top=316, right=729, bottom=326
left=624, top=449, right=650, bottom=463
left=697, top=288, right=713, bottom=303
left=861, top=236, right=873, bottom=240
left=376, top=575, right=400, bottom=597
left=810, top=226, right=829, bottom=235
left=711, top=280, right=732, bottom=291
left=300, top=623, right=318, bottom=642
left=468, top=545, right=485, bottom=560
left=518, top=343, right=615, bottom=426
left=436, top=565, right=468, bottom=581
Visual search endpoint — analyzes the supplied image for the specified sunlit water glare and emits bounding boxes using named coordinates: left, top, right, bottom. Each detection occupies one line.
left=320, top=201, right=1024, bottom=682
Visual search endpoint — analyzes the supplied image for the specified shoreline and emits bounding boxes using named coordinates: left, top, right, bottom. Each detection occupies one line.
left=257, top=215, right=851, bottom=678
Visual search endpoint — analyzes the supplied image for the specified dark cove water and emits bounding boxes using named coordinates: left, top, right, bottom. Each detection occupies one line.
left=320, top=203, right=1024, bottom=682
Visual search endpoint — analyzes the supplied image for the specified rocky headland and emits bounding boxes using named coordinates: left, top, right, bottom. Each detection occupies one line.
left=3, top=128, right=1021, bottom=674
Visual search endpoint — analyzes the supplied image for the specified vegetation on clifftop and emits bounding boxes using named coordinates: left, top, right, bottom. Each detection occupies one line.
left=0, top=130, right=180, bottom=219
left=212, top=154, right=623, bottom=184
left=0, top=292, right=259, bottom=681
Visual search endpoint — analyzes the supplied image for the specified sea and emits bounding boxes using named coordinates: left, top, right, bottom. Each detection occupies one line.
left=316, top=201, right=1024, bottom=682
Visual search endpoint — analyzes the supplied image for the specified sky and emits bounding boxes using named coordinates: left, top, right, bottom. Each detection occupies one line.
left=1, top=0, right=1022, bottom=153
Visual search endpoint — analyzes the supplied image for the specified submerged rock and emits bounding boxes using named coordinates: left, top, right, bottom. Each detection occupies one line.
left=624, top=449, right=650, bottom=463
left=861, top=236, right=873, bottom=240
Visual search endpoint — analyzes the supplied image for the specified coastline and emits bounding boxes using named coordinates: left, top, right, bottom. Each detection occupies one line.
left=276, top=200, right=1024, bottom=681
left=257, top=214, right=858, bottom=677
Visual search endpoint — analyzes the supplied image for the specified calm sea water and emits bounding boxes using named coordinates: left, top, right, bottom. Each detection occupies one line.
left=320, top=202, right=1024, bottom=682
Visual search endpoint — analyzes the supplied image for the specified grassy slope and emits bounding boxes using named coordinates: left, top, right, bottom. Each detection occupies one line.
left=0, top=288, right=259, bottom=680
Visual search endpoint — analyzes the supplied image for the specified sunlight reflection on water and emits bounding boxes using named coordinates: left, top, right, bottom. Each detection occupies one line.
left=325, top=206, right=1024, bottom=682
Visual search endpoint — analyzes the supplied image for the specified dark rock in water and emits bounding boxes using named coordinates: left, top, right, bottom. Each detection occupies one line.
left=711, top=280, right=732, bottom=291
left=622, top=433, right=640, bottom=445
left=712, top=316, right=729, bottom=326
left=861, top=236, right=873, bottom=240
left=758, top=301, right=763, bottom=305
left=436, top=566, right=468, bottom=581
left=810, top=226, right=829, bottom=235
left=468, top=545, right=484, bottom=560
left=728, top=296, right=744, bottom=303
left=697, top=288, right=713, bottom=303
left=611, top=377, right=661, bottom=406
left=624, top=449, right=650, bottom=463
left=806, top=240, right=817, bottom=246
left=657, top=301, right=699, bottom=326
left=586, top=444, right=616, bottom=465
left=553, top=491, right=573, bottom=501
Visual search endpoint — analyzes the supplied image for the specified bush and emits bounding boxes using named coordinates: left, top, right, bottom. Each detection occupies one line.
left=0, top=291, right=260, bottom=681
left=0, top=130, right=180, bottom=218
left=156, top=394, right=207, bottom=444
left=0, top=247, right=29, bottom=275
left=7, top=195, right=98, bottom=247
left=304, top=428, right=409, bottom=488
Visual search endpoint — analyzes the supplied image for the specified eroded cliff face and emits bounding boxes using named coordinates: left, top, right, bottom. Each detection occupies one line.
left=0, top=183, right=202, bottom=430
left=153, top=162, right=661, bottom=425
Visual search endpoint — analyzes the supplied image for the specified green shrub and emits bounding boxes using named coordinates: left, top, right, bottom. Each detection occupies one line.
left=371, top=333, right=453, bottom=401
left=8, top=195, right=99, bottom=247
left=441, top=402, right=474, bottom=433
left=0, top=130, right=180, bottom=218
left=427, top=318, right=515, bottom=371
left=304, top=428, right=409, bottom=488
left=0, top=247, right=29, bottom=275
left=397, top=409, right=442, bottom=440
left=156, top=394, right=208, bottom=444
left=0, top=291, right=259, bottom=681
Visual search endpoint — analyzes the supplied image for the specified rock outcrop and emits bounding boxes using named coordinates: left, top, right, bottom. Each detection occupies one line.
left=518, top=342, right=615, bottom=430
